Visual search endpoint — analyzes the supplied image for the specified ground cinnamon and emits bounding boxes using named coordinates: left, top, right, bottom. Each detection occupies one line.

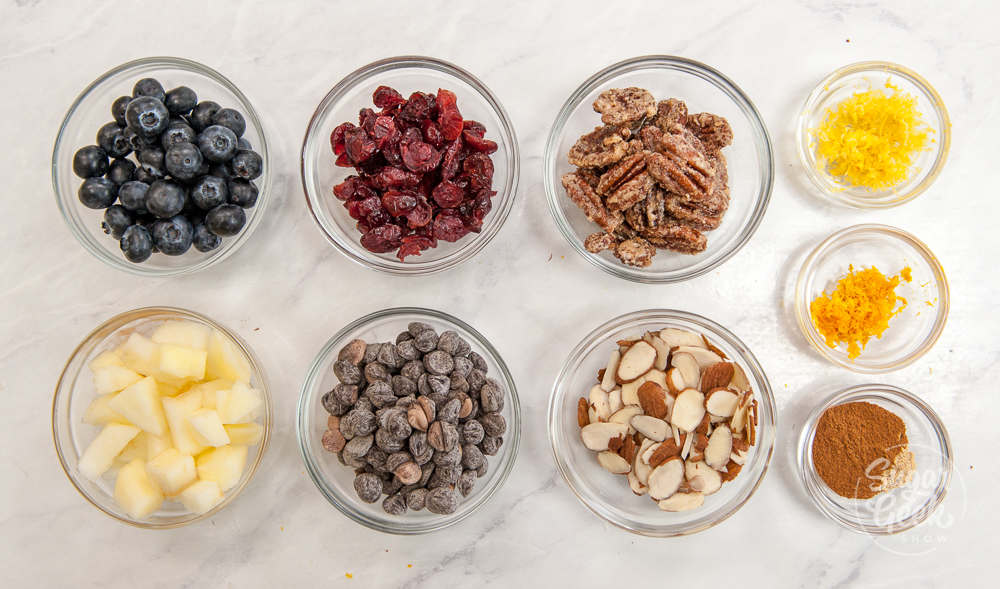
left=811, top=401, right=913, bottom=499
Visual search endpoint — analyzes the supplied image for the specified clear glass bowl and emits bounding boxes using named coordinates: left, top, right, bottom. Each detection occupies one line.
left=52, top=57, right=272, bottom=276
left=51, top=307, right=272, bottom=528
left=297, top=307, right=520, bottom=534
left=795, top=224, right=949, bottom=373
left=796, top=61, right=951, bottom=208
left=547, top=309, right=775, bottom=536
left=301, top=56, right=520, bottom=275
left=543, top=56, right=774, bottom=283
left=796, top=384, right=952, bottom=535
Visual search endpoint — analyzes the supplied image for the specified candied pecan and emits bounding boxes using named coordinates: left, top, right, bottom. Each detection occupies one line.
left=643, top=128, right=716, bottom=203
left=577, top=167, right=601, bottom=190
left=567, top=125, right=631, bottom=168
left=665, top=196, right=723, bottom=231
left=596, top=152, right=646, bottom=196
left=614, top=237, right=656, bottom=267
left=653, top=98, right=688, bottom=131
left=606, top=171, right=654, bottom=213
left=641, top=222, right=707, bottom=254
left=623, top=201, right=647, bottom=232
left=584, top=232, right=619, bottom=253
left=644, top=186, right=667, bottom=228
left=639, top=125, right=664, bottom=152
left=686, top=112, right=733, bottom=152
left=612, top=222, right=638, bottom=241
left=561, top=172, right=623, bottom=233
left=593, top=88, right=656, bottom=126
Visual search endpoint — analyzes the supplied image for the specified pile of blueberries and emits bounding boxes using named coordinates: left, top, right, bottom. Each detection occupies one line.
left=71, top=78, right=263, bottom=263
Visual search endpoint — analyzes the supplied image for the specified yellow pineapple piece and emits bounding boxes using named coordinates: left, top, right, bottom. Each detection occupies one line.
left=114, top=459, right=163, bottom=519
left=83, top=394, right=127, bottom=426
left=151, top=320, right=211, bottom=350
left=157, top=344, right=207, bottom=381
left=161, top=390, right=206, bottom=456
left=108, top=377, right=167, bottom=436
left=117, top=333, right=160, bottom=376
left=79, top=423, right=140, bottom=481
left=146, top=448, right=197, bottom=495
left=196, top=445, right=248, bottom=491
left=205, top=330, right=251, bottom=383
left=179, top=480, right=224, bottom=514
left=189, top=409, right=230, bottom=447
left=224, top=423, right=263, bottom=446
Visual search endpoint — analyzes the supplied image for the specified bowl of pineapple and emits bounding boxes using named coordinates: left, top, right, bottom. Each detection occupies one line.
left=52, top=307, right=271, bottom=528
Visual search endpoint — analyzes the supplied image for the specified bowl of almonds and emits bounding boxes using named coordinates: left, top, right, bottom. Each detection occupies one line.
left=548, top=309, right=775, bottom=536
left=297, top=307, right=520, bottom=534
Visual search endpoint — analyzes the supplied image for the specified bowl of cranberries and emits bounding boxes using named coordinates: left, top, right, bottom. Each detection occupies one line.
left=301, top=56, right=520, bottom=275
left=53, top=57, right=270, bottom=276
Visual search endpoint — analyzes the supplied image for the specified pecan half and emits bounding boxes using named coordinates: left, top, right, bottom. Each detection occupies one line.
left=561, top=172, right=622, bottom=233
left=614, top=237, right=656, bottom=267
left=665, top=196, right=723, bottom=231
left=597, top=152, right=646, bottom=196
left=607, top=171, right=654, bottom=212
left=641, top=222, right=707, bottom=254
left=653, top=98, right=689, bottom=131
left=584, top=231, right=619, bottom=253
left=644, top=126, right=717, bottom=202
left=568, top=125, right=632, bottom=168
left=593, top=87, right=656, bottom=126
left=686, top=112, right=733, bottom=152
left=644, top=187, right=667, bottom=229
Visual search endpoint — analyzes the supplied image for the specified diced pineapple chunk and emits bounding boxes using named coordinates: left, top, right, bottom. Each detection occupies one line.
left=216, top=382, right=263, bottom=424
left=116, top=431, right=174, bottom=466
left=90, top=350, right=125, bottom=370
left=108, top=377, right=167, bottom=436
left=83, top=394, right=127, bottom=426
left=187, top=379, right=233, bottom=409
left=151, top=320, right=211, bottom=350
left=189, top=409, right=230, bottom=447
left=179, top=480, right=224, bottom=515
left=157, top=381, right=184, bottom=396
left=161, top=391, right=206, bottom=456
left=224, top=423, right=263, bottom=446
left=157, top=344, right=207, bottom=381
left=206, top=330, right=251, bottom=383
left=92, top=365, right=144, bottom=395
left=79, top=423, right=140, bottom=481
left=114, top=459, right=163, bottom=519
left=146, top=448, right=197, bottom=495
left=196, top=445, right=248, bottom=491
left=117, top=333, right=160, bottom=376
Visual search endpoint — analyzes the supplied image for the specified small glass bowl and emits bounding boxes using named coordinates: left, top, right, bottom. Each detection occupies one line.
left=52, top=307, right=272, bottom=528
left=52, top=56, right=272, bottom=276
left=796, top=384, right=952, bottom=535
left=297, top=307, right=520, bottom=534
left=796, top=61, right=951, bottom=208
left=543, top=55, right=774, bottom=283
left=795, top=224, right=949, bottom=373
left=301, top=56, right=520, bottom=275
left=547, top=309, right=775, bottom=536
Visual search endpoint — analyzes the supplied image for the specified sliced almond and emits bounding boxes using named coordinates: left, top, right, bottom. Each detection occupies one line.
left=657, top=491, right=705, bottom=512
left=635, top=439, right=654, bottom=483
left=730, top=449, right=747, bottom=465
left=609, top=406, right=643, bottom=425
left=728, top=363, right=750, bottom=393
left=647, top=436, right=682, bottom=467
left=628, top=470, right=647, bottom=495
left=701, top=334, right=728, bottom=360
left=670, top=353, right=701, bottom=390
left=700, top=362, right=734, bottom=392
left=600, top=349, right=620, bottom=392
left=685, top=460, right=722, bottom=495
left=597, top=450, right=631, bottom=474
left=619, top=433, right=637, bottom=463
left=704, top=425, right=733, bottom=470
left=636, top=381, right=668, bottom=419
left=730, top=390, right=753, bottom=434
left=671, top=346, right=723, bottom=369
left=576, top=397, right=589, bottom=428
left=640, top=440, right=660, bottom=466
left=671, top=423, right=680, bottom=445
left=705, top=388, right=740, bottom=418
left=643, top=332, right=670, bottom=371
left=620, top=368, right=666, bottom=406
left=659, top=328, right=706, bottom=350
left=670, top=388, right=705, bottom=432
left=747, top=399, right=758, bottom=446
left=665, top=367, right=686, bottom=395
left=680, top=428, right=694, bottom=460
left=580, top=422, right=629, bottom=451
left=630, top=415, right=669, bottom=441
left=617, top=341, right=657, bottom=382
left=721, top=460, right=743, bottom=482
left=607, top=434, right=625, bottom=453
left=607, top=388, right=623, bottom=414
left=648, top=456, right=684, bottom=500
left=588, top=385, right=610, bottom=422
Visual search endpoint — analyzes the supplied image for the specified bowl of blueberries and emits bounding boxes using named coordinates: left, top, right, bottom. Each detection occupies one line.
left=52, top=56, right=270, bottom=276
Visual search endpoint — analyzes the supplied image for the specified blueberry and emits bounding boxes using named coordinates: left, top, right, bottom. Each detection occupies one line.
left=125, top=95, right=169, bottom=137
left=137, top=147, right=165, bottom=169
left=228, top=179, right=259, bottom=208
left=197, top=125, right=238, bottom=163
left=211, top=108, right=246, bottom=137
left=209, top=164, right=231, bottom=179
left=189, top=101, right=221, bottom=132
left=160, top=121, right=196, bottom=150
left=123, top=127, right=153, bottom=152
left=192, top=222, right=222, bottom=252
left=111, top=96, right=131, bottom=126
left=120, top=225, right=154, bottom=263
left=190, top=175, right=228, bottom=210
left=118, top=181, right=150, bottom=214
left=146, top=180, right=186, bottom=218
left=195, top=160, right=211, bottom=178
left=205, top=204, right=246, bottom=236
left=132, top=78, right=165, bottom=102
left=151, top=215, right=194, bottom=256
left=78, top=177, right=117, bottom=209
left=165, top=142, right=203, bottom=181
left=135, top=164, right=164, bottom=184
left=229, top=149, right=262, bottom=180
left=237, top=137, right=252, bottom=151
left=106, top=158, right=136, bottom=185
left=96, top=122, right=131, bottom=158
left=72, top=145, right=109, bottom=178
left=102, top=205, right=133, bottom=239
left=164, top=86, right=197, bottom=115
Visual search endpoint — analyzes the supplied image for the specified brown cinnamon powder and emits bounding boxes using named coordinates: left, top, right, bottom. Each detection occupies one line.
left=811, top=401, right=913, bottom=499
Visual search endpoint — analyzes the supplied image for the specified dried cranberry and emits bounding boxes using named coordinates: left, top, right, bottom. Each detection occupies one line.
left=400, top=126, right=423, bottom=146
left=345, top=128, right=377, bottom=163
left=462, top=130, right=498, bottom=154
left=361, top=223, right=403, bottom=253
left=382, top=142, right=402, bottom=167
left=435, top=90, right=463, bottom=140
left=405, top=198, right=433, bottom=228
left=373, top=85, right=405, bottom=109
left=333, top=175, right=364, bottom=201
left=382, top=190, right=418, bottom=216
left=462, top=153, right=494, bottom=190
left=421, top=120, right=444, bottom=148
left=366, top=207, right=391, bottom=228
left=436, top=88, right=457, bottom=111
left=401, top=140, right=442, bottom=173
left=473, top=189, right=495, bottom=219
left=440, top=138, right=464, bottom=180
left=432, top=180, right=465, bottom=209
left=372, top=116, right=397, bottom=149
left=330, top=122, right=355, bottom=155
left=350, top=195, right=382, bottom=220
left=462, top=120, right=486, bottom=137
left=400, top=92, right=433, bottom=122
left=372, top=166, right=421, bottom=190
left=432, top=211, right=469, bottom=242
left=359, top=108, right=377, bottom=135
left=397, top=235, right=435, bottom=261
left=335, top=152, right=352, bottom=167
left=356, top=218, right=372, bottom=235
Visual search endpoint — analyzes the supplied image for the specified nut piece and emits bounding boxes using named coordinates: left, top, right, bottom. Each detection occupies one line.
left=617, top=341, right=657, bottom=382
left=577, top=397, right=589, bottom=428
left=704, top=425, right=733, bottom=470
left=630, top=415, right=669, bottom=442
left=685, top=460, right=722, bottom=495
left=700, top=362, right=734, bottom=392
left=607, top=388, right=623, bottom=414
left=614, top=238, right=656, bottom=268
left=665, top=367, right=686, bottom=395
left=672, top=346, right=723, bottom=369
left=670, top=353, right=701, bottom=390
left=657, top=492, right=705, bottom=512
left=648, top=456, right=684, bottom=500
left=585, top=231, right=619, bottom=253
left=597, top=450, right=632, bottom=474
left=721, top=460, right=743, bottom=482
left=580, top=422, right=629, bottom=451
left=588, top=385, right=611, bottom=422
left=705, top=388, right=740, bottom=418
left=608, top=406, right=643, bottom=425
left=628, top=470, right=647, bottom=496
left=647, top=437, right=682, bottom=467
left=634, top=439, right=654, bottom=484
left=644, top=333, right=670, bottom=371
left=729, top=363, right=751, bottom=393
left=600, top=349, right=621, bottom=392
left=593, top=87, right=657, bottom=125
left=636, top=381, right=669, bottom=419
left=671, top=388, right=706, bottom=432
left=658, top=328, right=706, bottom=350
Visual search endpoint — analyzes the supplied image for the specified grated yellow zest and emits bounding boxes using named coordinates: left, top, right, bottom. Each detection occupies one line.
left=810, top=265, right=911, bottom=359
left=812, top=82, right=932, bottom=190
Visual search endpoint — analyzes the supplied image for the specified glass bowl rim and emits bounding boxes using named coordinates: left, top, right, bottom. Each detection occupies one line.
left=794, top=223, right=950, bottom=373
left=295, top=306, right=521, bottom=534
left=546, top=308, right=776, bottom=537
left=795, top=383, right=953, bottom=535
left=795, top=60, right=952, bottom=209
left=51, top=305, right=272, bottom=529
left=299, top=55, right=521, bottom=276
left=51, top=55, right=273, bottom=277
left=542, top=54, right=775, bottom=284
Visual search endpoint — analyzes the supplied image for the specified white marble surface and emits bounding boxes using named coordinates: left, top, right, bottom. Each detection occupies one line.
left=1, top=0, right=995, bottom=586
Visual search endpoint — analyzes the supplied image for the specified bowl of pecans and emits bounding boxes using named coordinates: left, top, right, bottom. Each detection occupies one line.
left=544, top=56, right=773, bottom=283
left=548, top=309, right=775, bottom=536
left=296, top=307, right=520, bottom=534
